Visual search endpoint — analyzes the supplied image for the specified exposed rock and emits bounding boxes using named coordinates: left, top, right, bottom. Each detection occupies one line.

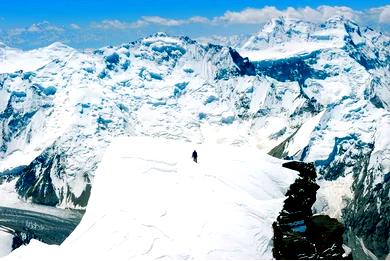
left=273, top=161, right=349, bottom=259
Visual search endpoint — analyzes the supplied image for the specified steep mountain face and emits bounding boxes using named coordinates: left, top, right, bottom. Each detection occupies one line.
left=273, top=161, right=347, bottom=259
left=196, top=34, right=250, bottom=49
left=0, top=17, right=389, bottom=258
left=241, top=17, right=317, bottom=50
left=239, top=17, right=390, bottom=258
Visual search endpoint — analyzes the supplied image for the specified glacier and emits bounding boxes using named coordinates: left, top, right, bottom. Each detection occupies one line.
left=0, top=15, right=389, bottom=258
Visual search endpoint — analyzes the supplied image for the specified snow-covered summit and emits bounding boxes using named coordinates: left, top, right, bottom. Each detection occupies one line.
left=196, top=34, right=250, bottom=49
left=0, top=41, right=8, bottom=49
left=44, top=42, right=74, bottom=52
left=0, top=41, right=75, bottom=74
left=5, top=137, right=298, bottom=260
left=241, top=17, right=316, bottom=50
left=238, top=15, right=389, bottom=62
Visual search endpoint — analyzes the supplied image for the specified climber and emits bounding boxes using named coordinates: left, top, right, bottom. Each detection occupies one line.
left=192, top=150, right=198, bottom=163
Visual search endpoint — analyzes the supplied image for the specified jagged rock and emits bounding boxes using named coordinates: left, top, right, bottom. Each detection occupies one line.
left=306, top=215, right=346, bottom=258
left=273, top=161, right=348, bottom=259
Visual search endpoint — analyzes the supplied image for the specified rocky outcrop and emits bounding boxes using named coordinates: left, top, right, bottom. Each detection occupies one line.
left=273, top=161, right=349, bottom=259
left=15, top=148, right=62, bottom=207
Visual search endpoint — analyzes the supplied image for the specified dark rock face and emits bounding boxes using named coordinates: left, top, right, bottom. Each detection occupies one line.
left=273, top=161, right=349, bottom=259
left=228, top=48, right=256, bottom=76
left=12, top=141, right=92, bottom=208
left=253, top=51, right=329, bottom=84
left=15, top=148, right=61, bottom=206
left=343, top=157, right=390, bottom=259
left=12, top=230, right=35, bottom=251
left=315, top=134, right=389, bottom=259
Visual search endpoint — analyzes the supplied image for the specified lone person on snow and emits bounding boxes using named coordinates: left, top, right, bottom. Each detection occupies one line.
left=192, top=150, right=198, bottom=163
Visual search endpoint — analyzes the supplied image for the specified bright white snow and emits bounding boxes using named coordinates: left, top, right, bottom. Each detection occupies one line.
left=313, top=174, right=354, bottom=220
left=0, top=42, right=75, bottom=74
left=286, top=110, right=326, bottom=157
left=239, top=40, right=343, bottom=61
left=6, top=137, right=297, bottom=260
left=0, top=230, right=13, bottom=258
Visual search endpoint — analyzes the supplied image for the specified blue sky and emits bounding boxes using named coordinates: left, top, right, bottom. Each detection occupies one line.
left=0, top=0, right=389, bottom=49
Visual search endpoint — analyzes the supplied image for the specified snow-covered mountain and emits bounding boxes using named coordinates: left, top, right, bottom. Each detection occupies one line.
left=0, top=16, right=389, bottom=258
left=196, top=34, right=250, bottom=49
left=0, top=42, right=75, bottom=74
left=5, top=137, right=297, bottom=260
left=238, top=16, right=390, bottom=258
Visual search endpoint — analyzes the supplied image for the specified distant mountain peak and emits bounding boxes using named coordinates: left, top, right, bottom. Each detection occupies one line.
left=45, top=41, right=73, bottom=50
left=0, top=41, right=8, bottom=48
left=262, top=16, right=315, bottom=31
left=150, top=31, right=170, bottom=38
left=324, top=15, right=358, bottom=26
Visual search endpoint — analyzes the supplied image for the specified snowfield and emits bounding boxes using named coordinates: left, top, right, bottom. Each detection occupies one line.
left=6, top=137, right=297, bottom=260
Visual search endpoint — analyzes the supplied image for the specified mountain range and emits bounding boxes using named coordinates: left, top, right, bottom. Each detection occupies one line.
left=0, top=16, right=389, bottom=258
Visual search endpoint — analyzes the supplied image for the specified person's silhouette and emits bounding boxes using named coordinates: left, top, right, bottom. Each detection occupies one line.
left=192, top=150, right=198, bottom=163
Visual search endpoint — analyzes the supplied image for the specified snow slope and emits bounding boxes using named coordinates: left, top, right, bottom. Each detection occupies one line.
left=0, top=230, right=13, bottom=258
left=5, top=137, right=297, bottom=260
left=0, top=42, right=75, bottom=74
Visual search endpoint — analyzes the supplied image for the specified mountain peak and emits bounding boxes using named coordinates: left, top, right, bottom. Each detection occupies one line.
left=257, top=16, right=316, bottom=39
left=44, top=41, right=73, bottom=51
left=0, top=41, right=8, bottom=49
left=324, top=15, right=358, bottom=26
left=240, top=17, right=315, bottom=50
left=263, top=16, right=314, bottom=31
left=151, top=32, right=170, bottom=38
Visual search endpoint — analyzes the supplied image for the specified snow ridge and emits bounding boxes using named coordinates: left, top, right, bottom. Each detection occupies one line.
left=5, top=137, right=297, bottom=260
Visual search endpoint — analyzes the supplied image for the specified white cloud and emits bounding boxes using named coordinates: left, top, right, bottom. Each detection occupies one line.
left=8, top=28, right=25, bottom=36
left=213, top=5, right=362, bottom=24
left=27, top=24, right=41, bottom=32
left=129, top=20, right=148, bottom=28
left=141, top=15, right=210, bottom=26
left=89, top=5, right=389, bottom=31
left=214, top=6, right=282, bottom=24
left=372, top=5, right=390, bottom=24
left=27, top=21, right=64, bottom=33
left=188, top=16, right=210, bottom=24
left=69, top=23, right=81, bottom=30
left=91, top=15, right=210, bottom=30
left=92, top=19, right=130, bottom=30
left=6, top=21, right=64, bottom=36
left=141, top=16, right=185, bottom=26
left=379, top=7, right=390, bottom=23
